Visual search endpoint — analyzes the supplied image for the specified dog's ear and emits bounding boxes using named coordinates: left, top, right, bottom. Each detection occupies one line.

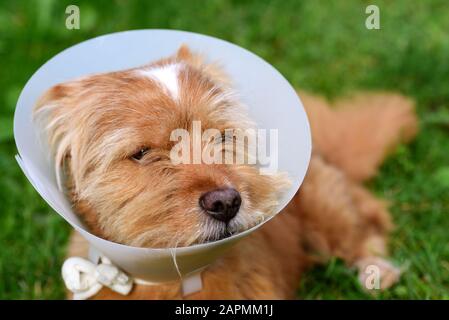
left=33, top=81, right=83, bottom=189
left=174, top=44, right=205, bottom=67
left=175, top=44, right=232, bottom=87
left=34, top=81, right=81, bottom=130
left=35, top=82, right=76, bottom=111
left=176, top=44, right=194, bottom=61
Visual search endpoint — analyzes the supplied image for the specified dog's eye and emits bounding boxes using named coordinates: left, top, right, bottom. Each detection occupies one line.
left=221, top=132, right=236, bottom=143
left=131, top=147, right=150, bottom=161
left=221, top=132, right=232, bottom=142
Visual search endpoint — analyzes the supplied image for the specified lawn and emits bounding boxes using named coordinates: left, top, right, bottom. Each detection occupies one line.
left=0, top=0, right=448, bottom=299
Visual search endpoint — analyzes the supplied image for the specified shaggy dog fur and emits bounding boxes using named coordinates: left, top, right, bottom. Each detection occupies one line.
left=35, top=46, right=417, bottom=299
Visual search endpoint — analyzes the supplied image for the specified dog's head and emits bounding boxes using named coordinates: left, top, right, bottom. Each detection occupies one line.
left=34, top=46, right=288, bottom=248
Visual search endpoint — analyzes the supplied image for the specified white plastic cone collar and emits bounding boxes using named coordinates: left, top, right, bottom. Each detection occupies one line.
left=14, top=30, right=311, bottom=283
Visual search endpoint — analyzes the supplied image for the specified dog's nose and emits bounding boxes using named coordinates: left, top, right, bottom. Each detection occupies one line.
left=199, top=188, right=241, bottom=223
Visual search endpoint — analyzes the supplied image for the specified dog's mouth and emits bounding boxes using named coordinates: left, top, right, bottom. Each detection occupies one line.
left=198, top=210, right=265, bottom=244
left=210, top=227, right=234, bottom=242
left=200, top=224, right=234, bottom=243
left=196, top=189, right=259, bottom=244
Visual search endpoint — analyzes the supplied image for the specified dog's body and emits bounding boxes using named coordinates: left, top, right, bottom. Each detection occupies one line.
left=35, top=46, right=417, bottom=299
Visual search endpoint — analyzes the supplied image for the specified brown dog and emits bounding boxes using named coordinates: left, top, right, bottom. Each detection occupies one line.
left=35, top=46, right=417, bottom=299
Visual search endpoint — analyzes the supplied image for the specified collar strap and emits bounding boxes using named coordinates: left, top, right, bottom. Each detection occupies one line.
left=62, top=256, right=203, bottom=300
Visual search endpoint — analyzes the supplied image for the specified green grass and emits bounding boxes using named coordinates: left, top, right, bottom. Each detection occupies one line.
left=0, top=0, right=448, bottom=299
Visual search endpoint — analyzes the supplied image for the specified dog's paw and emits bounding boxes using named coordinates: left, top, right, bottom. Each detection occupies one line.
left=355, top=257, right=401, bottom=291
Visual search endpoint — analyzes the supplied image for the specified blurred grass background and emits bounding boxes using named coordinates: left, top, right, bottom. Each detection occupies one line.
left=0, top=0, right=448, bottom=299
